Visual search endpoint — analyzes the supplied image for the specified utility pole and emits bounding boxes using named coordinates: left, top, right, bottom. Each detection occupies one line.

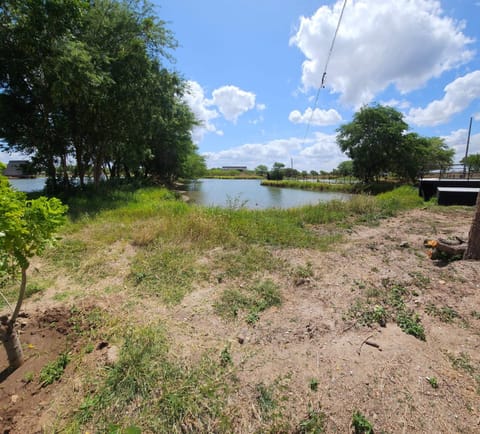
left=463, top=116, right=473, bottom=178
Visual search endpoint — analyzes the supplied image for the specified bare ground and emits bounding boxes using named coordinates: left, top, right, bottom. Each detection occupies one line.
left=1, top=207, right=480, bottom=433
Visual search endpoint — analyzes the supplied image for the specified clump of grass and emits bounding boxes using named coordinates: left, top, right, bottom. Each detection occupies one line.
left=298, top=406, right=326, bottom=433
left=73, top=325, right=233, bottom=432
left=344, top=283, right=425, bottom=340
left=425, top=303, right=460, bottom=323
left=214, top=279, right=282, bottom=324
left=39, top=352, right=70, bottom=386
left=256, top=382, right=277, bottom=413
left=351, top=410, right=374, bottom=434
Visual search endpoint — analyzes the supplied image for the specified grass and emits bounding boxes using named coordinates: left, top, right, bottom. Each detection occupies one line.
left=33, top=182, right=429, bottom=430
left=69, top=325, right=234, bottom=433
left=345, top=282, right=426, bottom=340
left=214, top=279, right=282, bottom=323
left=0, top=278, right=51, bottom=309
left=352, top=411, right=374, bottom=434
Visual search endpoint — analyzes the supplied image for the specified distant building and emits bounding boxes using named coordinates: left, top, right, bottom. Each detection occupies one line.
left=4, top=160, right=33, bottom=178
left=221, top=166, right=247, bottom=171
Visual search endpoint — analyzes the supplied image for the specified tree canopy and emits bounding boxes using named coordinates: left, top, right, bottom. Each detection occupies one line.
left=336, top=105, right=454, bottom=182
left=0, top=0, right=202, bottom=191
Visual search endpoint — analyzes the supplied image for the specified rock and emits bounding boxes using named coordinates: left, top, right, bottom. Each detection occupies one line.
left=399, top=241, right=409, bottom=248
left=237, top=334, right=245, bottom=344
left=106, top=345, right=120, bottom=365
left=11, top=394, right=19, bottom=404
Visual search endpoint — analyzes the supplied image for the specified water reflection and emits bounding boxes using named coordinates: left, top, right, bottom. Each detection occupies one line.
left=186, top=179, right=351, bottom=209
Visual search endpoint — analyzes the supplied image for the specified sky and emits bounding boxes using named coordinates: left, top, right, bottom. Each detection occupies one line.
left=2, top=0, right=480, bottom=172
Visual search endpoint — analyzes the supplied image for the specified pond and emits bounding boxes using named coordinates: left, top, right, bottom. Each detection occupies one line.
left=186, top=178, right=351, bottom=209
left=8, top=177, right=47, bottom=192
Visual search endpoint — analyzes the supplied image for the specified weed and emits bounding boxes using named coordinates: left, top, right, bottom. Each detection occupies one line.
left=246, top=311, right=260, bottom=324
left=39, top=352, right=70, bottom=386
left=293, top=262, right=314, bottom=279
left=448, top=352, right=476, bottom=374
left=84, top=343, right=95, bottom=354
left=425, top=303, right=459, bottom=323
left=256, top=382, right=276, bottom=413
left=298, top=406, right=326, bottom=433
left=220, top=344, right=232, bottom=367
left=309, top=378, right=319, bottom=392
left=22, top=371, right=34, bottom=383
left=396, top=309, right=425, bottom=341
left=352, top=410, right=374, bottom=434
left=427, top=376, right=439, bottom=389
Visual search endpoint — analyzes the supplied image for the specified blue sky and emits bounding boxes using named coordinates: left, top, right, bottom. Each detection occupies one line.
left=159, top=0, right=480, bottom=171
left=2, top=0, right=480, bottom=172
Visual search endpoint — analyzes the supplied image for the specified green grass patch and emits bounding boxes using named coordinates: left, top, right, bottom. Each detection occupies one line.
left=130, top=246, right=206, bottom=304
left=345, top=282, right=426, bottom=340
left=214, top=279, right=282, bottom=323
left=39, top=352, right=70, bottom=386
left=71, top=325, right=233, bottom=433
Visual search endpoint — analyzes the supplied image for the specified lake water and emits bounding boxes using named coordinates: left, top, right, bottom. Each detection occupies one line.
left=186, top=178, right=351, bottom=209
left=8, top=177, right=47, bottom=192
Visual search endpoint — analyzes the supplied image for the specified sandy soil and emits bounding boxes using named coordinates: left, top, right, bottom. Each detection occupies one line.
left=1, top=207, right=480, bottom=433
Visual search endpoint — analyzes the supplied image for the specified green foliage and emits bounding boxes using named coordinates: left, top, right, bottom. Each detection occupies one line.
left=39, top=353, right=71, bottom=386
left=352, top=411, right=374, bottom=434
left=461, top=153, right=480, bottom=172
left=298, top=407, right=326, bottom=433
left=345, top=282, right=425, bottom=340
left=425, top=303, right=460, bottom=323
left=0, top=0, right=199, bottom=190
left=0, top=175, right=67, bottom=272
left=337, top=104, right=454, bottom=182
left=256, top=382, right=277, bottom=413
left=427, top=376, right=439, bottom=389
left=309, top=378, right=319, bottom=391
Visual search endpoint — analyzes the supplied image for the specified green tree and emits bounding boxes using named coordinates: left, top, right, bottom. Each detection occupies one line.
left=461, top=153, right=480, bottom=172
left=336, top=160, right=354, bottom=177
left=395, top=134, right=454, bottom=181
left=337, top=105, right=408, bottom=182
left=268, top=162, right=285, bottom=180
left=0, top=170, right=67, bottom=372
left=255, top=165, right=268, bottom=176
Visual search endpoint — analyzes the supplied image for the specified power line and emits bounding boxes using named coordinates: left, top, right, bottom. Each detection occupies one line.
left=302, top=0, right=348, bottom=143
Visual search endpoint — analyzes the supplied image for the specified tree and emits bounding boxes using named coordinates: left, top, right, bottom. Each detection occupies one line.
left=255, top=165, right=268, bottom=176
left=394, top=134, right=454, bottom=181
left=0, top=169, right=67, bottom=371
left=337, top=105, right=408, bottom=182
left=461, top=154, right=480, bottom=172
left=336, top=160, right=354, bottom=177
left=267, top=162, right=285, bottom=180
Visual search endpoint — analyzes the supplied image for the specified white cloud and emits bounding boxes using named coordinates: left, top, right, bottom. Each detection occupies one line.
left=256, top=103, right=267, bottom=111
left=442, top=128, right=480, bottom=163
left=183, top=81, right=222, bottom=142
left=473, top=112, right=480, bottom=121
left=381, top=99, right=411, bottom=110
left=290, top=0, right=474, bottom=107
left=203, top=132, right=345, bottom=172
left=289, top=107, right=342, bottom=126
left=407, top=70, right=480, bottom=126
left=211, top=85, right=256, bottom=123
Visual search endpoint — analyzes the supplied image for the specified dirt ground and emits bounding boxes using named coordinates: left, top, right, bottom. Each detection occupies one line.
left=1, top=207, right=480, bottom=433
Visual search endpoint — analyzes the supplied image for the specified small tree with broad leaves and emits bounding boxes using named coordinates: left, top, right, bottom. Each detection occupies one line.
left=0, top=166, right=67, bottom=372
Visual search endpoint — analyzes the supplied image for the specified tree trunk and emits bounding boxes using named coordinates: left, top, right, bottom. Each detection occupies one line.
left=0, top=325, right=24, bottom=371
left=464, top=192, right=480, bottom=259
left=1, top=266, right=28, bottom=371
